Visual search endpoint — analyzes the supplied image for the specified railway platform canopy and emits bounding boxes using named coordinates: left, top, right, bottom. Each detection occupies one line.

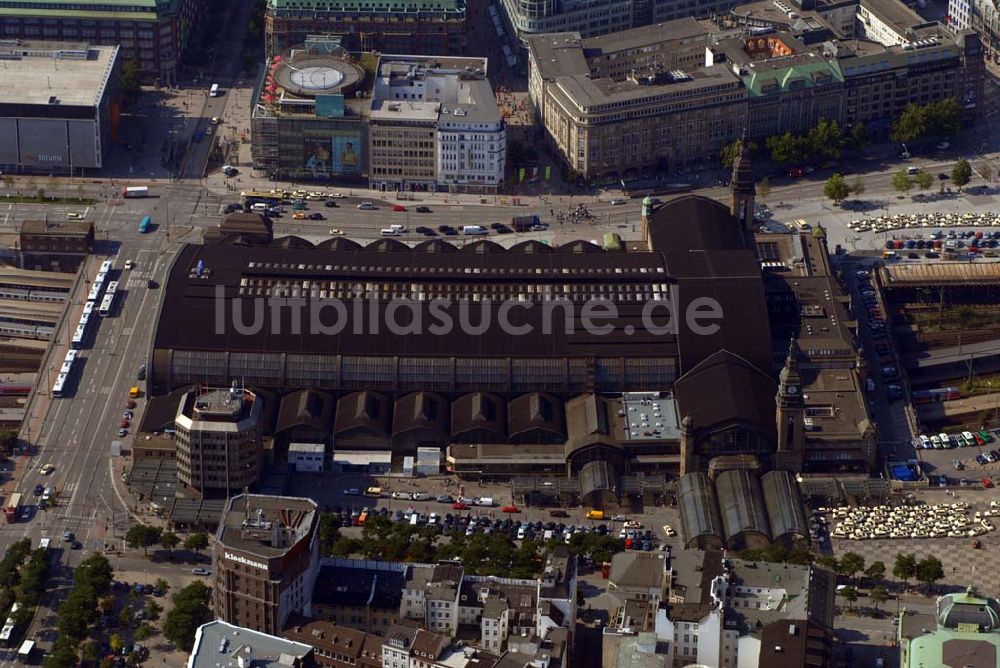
left=881, top=261, right=1000, bottom=287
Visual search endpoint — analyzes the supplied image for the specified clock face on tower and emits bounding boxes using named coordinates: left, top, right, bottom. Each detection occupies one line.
left=785, top=385, right=799, bottom=395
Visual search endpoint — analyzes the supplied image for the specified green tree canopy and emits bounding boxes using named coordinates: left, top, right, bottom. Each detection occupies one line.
left=865, top=560, right=886, bottom=583
left=916, top=556, right=945, bottom=592
left=183, top=532, right=209, bottom=554
left=893, top=553, right=918, bottom=586
left=892, top=171, right=913, bottom=194
left=807, top=118, right=845, bottom=159
left=839, top=552, right=865, bottom=583
left=824, top=173, right=851, bottom=203
left=160, top=531, right=180, bottom=553
left=766, top=132, right=808, bottom=164
left=720, top=138, right=757, bottom=169
left=163, top=582, right=213, bottom=651
left=952, top=159, right=973, bottom=189
left=870, top=585, right=889, bottom=612
left=915, top=171, right=934, bottom=190
left=125, top=524, right=162, bottom=555
left=117, top=60, right=141, bottom=94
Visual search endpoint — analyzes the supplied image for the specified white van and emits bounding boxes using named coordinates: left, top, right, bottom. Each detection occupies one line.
left=918, top=434, right=932, bottom=449
left=389, top=224, right=407, bottom=233
left=906, top=166, right=920, bottom=175
left=463, top=225, right=487, bottom=235
left=381, top=228, right=401, bottom=237
left=475, top=497, right=494, bottom=507
left=250, top=203, right=268, bottom=213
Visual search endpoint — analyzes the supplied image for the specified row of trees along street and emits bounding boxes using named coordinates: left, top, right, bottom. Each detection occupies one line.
left=720, top=98, right=963, bottom=170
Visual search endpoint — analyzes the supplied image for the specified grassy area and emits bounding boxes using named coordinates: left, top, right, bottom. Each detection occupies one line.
left=960, top=375, right=1000, bottom=394
left=0, top=194, right=96, bottom=205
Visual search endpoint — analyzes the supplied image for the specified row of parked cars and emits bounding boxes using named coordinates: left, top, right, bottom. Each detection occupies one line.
left=917, top=429, right=993, bottom=450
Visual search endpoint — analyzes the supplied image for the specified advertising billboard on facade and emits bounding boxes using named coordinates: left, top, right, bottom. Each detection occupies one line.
left=303, top=129, right=361, bottom=178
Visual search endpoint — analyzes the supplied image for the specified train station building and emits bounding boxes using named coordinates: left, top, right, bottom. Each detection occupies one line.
left=144, top=161, right=875, bottom=504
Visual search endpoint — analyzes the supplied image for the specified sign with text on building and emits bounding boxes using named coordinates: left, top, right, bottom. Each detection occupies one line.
left=225, top=552, right=268, bottom=570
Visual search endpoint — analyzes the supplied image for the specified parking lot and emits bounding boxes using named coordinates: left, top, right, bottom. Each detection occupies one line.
left=287, top=469, right=685, bottom=548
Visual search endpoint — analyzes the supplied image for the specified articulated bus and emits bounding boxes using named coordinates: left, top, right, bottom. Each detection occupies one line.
left=240, top=191, right=283, bottom=207
left=87, top=283, right=102, bottom=303
left=82, top=302, right=93, bottom=317
left=99, top=260, right=112, bottom=274
left=139, top=216, right=151, bottom=233
left=52, top=374, right=68, bottom=397
left=99, top=281, right=118, bottom=317
left=70, top=324, right=85, bottom=349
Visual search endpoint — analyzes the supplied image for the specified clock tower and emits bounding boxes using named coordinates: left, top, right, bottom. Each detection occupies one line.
left=776, top=338, right=805, bottom=470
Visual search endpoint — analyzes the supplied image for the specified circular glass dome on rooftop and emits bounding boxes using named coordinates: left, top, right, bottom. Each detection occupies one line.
left=288, top=66, right=344, bottom=91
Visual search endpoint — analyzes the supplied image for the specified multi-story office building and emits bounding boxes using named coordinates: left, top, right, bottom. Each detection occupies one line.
left=213, top=494, right=320, bottom=636
left=528, top=2, right=983, bottom=179
left=501, top=0, right=633, bottom=41
left=174, top=384, right=263, bottom=496
left=264, top=0, right=468, bottom=58
left=369, top=55, right=504, bottom=193
left=968, top=0, right=1000, bottom=63
left=251, top=39, right=370, bottom=181
left=0, top=42, right=119, bottom=175
left=526, top=20, right=747, bottom=178
left=0, top=0, right=201, bottom=82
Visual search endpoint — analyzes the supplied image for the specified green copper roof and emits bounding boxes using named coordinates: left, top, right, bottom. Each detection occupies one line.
left=0, top=0, right=175, bottom=18
left=742, top=60, right=843, bottom=97
left=906, top=629, right=1000, bottom=668
left=267, top=0, right=464, bottom=11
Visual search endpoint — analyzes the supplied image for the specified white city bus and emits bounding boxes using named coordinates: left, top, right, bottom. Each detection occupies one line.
left=209, top=83, right=220, bottom=97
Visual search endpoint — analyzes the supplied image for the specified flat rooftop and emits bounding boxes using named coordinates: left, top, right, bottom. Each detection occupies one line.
left=0, top=265, right=75, bottom=291
left=188, top=621, right=312, bottom=668
left=618, top=392, right=681, bottom=442
left=0, top=42, right=118, bottom=107
left=20, top=220, right=93, bottom=237
left=217, top=494, right=317, bottom=560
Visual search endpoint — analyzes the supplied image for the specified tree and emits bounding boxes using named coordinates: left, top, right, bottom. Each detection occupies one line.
left=915, top=171, right=934, bottom=191
left=81, top=642, right=100, bottom=662
left=125, top=524, right=162, bottom=556
left=850, top=177, right=865, bottom=197
left=841, top=586, right=858, bottom=611
left=839, top=552, right=865, bottom=584
left=145, top=599, right=163, bottom=622
left=865, top=560, right=886, bottom=584
left=981, top=163, right=994, bottom=182
left=817, top=555, right=840, bottom=573
left=850, top=122, right=868, bottom=149
left=118, top=60, right=141, bottom=94
left=891, top=103, right=928, bottom=144
left=892, top=171, right=913, bottom=195
left=952, top=159, right=973, bottom=190
left=916, top=556, right=944, bottom=593
left=109, top=635, right=125, bottom=655
left=160, top=531, right=180, bottom=555
left=163, top=581, right=213, bottom=651
left=807, top=118, right=845, bottom=159
left=43, top=638, right=78, bottom=668
left=75, top=554, right=113, bottom=595
left=893, top=553, right=918, bottom=588
left=766, top=132, right=808, bottom=164
left=870, top=585, right=889, bottom=613
left=0, top=429, right=16, bottom=455
left=133, top=623, right=155, bottom=641
left=153, top=578, right=170, bottom=597
left=757, top=177, right=770, bottom=198
left=183, top=532, right=209, bottom=554
left=824, top=173, right=851, bottom=203
left=720, top=139, right=757, bottom=169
